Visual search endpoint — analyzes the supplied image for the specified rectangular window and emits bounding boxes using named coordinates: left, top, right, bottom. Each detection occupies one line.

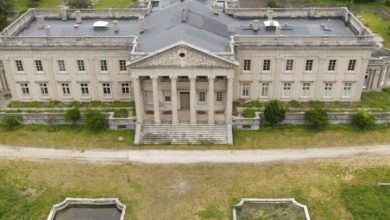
left=328, top=60, right=337, bottom=71
left=77, top=60, right=85, bottom=72
left=199, top=91, right=206, bottom=102
left=260, top=82, right=269, bottom=97
left=164, top=92, right=171, bottom=102
left=102, top=83, right=111, bottom=95
left=240, top=82, right=250, bottom=97
left=286, top=59, right=294, bottom=71
left=243, top=59, right=251, bottom=71
left=57, top=60, right=66, bottom=72
left=305, top=60, right=313, bottom=71
left=282, top=82, right=292, bottom=97
left=324, top=82, right=333, bottom=97
left=343, top=82, right=352, bottom=97
left=20, top=83, right=29, bottom=96
left=301, top=82, right=311, bottom=97
left=263, top=59, right=271, bottom=71
left=35, top=60, right=43, bottom=72
left=62, top=83, right=71, bottom=96
left=100, top=60, right=108, bottom=72
left=121, top=83, right=130, bottom=95
left=348, top=59, right=357, bottom=71
left=119, top=60, right=127, bottom=71
left=216, top=91, right=223, bottom=102
left=15, top=60, right=24, bottom=72
left=39, top=83, right=49, bottom=96
left=80, top=83, right=89, bottom=96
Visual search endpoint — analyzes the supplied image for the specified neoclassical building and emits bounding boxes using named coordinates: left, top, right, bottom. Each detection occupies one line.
left=0, top=0, right=388, bottom=143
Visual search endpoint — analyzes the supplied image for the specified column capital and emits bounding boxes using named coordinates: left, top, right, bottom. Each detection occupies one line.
left=227, top=75, right=234, bottom=80
left=150, top=75, right=159, bottom=80
left=208, top=75, right=216, bottom=81
left=169, top=75, right=177, bottom=80
left=189, top=75, right=197, bottom=80
left=131, top=75, right=140, bottom=80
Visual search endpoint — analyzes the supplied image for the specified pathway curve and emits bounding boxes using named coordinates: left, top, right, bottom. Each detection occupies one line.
left=0, top=144, right=389, bottom=164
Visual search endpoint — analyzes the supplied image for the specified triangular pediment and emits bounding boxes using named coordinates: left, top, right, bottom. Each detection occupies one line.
left=128, top=42, right=238, bottom=69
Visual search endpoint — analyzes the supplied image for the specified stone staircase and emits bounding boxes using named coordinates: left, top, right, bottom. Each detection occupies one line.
left=136, top=124, right=232, bottom=145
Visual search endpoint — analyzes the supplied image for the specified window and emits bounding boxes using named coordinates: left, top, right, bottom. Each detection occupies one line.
left=263, top=59, right=271, bottom=71
left=348, top=59, right=357, bottom=71
left=20, top=83, right=29, bottom=96
left=119, top=60, right=127, bottom=71
left=57, top=60, right=66, bottom=72
left=15, top=60, right=24, bottom=72
left=240, top=82, right=250, bottom=97
left=35, top=60, right=43, bottom=72
left=301, top=82, right=311, bottom=97
left=100, top=60, right=108, bottom=72
left=77, top=60, right=85, bottom=72
left=62, top=83, right=71, bottom=96
left=305, top=60, right=313, bottom=71
left=80, top=83, right=89, bottom=96
left=282, top=82, right=292, bottom=97
left=324, top=82, right=333, bottom=97
left=164, top=92, right=171, bottom=102
left=286, top=59, right=294, bottom=71
left=363, top=70, right=370, bottom=89
left=216, top=91, right=223, bottom=102
left=198, top=91, right=206, bottom=102
left=243, top=59, right=251, bottom=71
left=328, top=60, right=337, bottom=71
left=39, top=83, right=48, bottom=96
left=102, top=83, right=111, bottom=95
left=121, top=83, right=130, bottom=96
left=260, top=82, right=269, bottom=97
left=343, top=82, right=352, bottom=97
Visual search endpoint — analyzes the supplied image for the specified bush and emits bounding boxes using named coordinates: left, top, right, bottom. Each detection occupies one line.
left=241, top=108, right=257, bottom=118
left=267, top=0, right=283, bottom=8
left=85, top=110, right=107, bottom=131
left=1, top=115, right=21, bottom=130
left=309, top=101, right=325, bottom=109
left=68, top=0, right=92, bottom=9
left=264, top=100, right=286, bottom=125
left=64, top=108, right=81, bottom=125
left=288, top=100, right=301, bottom=108
left=90, top=101, right=103, bottom=107
left=241, top=100, right=262, bottom=108
left=305, top=107, right=328, bottom=129
left=351, top=111, right=375, bottom=130
left=386, top=0, right=390, bottom=7
left=114, top=109, right=129, bottom=118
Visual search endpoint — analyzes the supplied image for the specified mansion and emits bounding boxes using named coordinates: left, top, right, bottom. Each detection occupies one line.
left=0, top=0, right=389, bottom=144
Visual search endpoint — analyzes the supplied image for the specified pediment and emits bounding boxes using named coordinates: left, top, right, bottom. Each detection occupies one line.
left=128, top=42, right=238, bottom=69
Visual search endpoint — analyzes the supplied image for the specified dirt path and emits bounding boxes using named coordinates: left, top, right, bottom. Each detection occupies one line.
left=0, top=144, right=390, bottom=164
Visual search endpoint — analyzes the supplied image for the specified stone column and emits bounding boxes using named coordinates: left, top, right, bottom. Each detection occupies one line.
left=189, top=76, right=197, bottom=125
left=132, top=76, right=143, bottom=123
left=170, top=75, right=179, bottom=125
left=151, top=75, right=161, bottom=124
left=226, top=76, right=234, bottom=123
left=208, top=76, right=215, bottom=125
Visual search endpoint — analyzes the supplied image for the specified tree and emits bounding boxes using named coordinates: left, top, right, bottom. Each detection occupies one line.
left=1, top=115, right=21, bottom=130
left=0, top=0, right=14, bottom=31
left=68, top=0, right=93, bottom=9
left=85, top=110, right=107, bottom=131
left=351, top=111, right=375, bottom=130
left=264, top=100, right=286, bottom=125
left=305, top=107, right=328, bottom=129
left=64, top=108, right=81, bottom=125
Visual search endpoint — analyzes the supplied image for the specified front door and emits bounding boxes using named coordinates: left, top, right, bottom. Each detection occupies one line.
left=180, top=92, right=190, bottom=109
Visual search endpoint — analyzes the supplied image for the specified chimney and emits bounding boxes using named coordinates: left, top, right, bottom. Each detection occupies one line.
left=251, top=20, right=260, bottom=31
left=113, top=20, right=119, bottom=32
left=75, top=10, right=82, bottom=24
left=45, top=26, right=51, bottom=37
left=74, top=24, right=80, bottom=37
left=60, top=5, right=67, bottom=21
left=37, top=16, right=45, bottom=29
left=275, top=26, right=281, bottom=36
left=267, top=9, right=274, bottom=21
left=181, top=9, right=187, bottom=23
left=138, top=15, right=145, bottom=34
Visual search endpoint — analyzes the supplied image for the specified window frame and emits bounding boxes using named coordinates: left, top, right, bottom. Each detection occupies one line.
left=77, top=60, right=86, bottom=72
left=240, top=82, right=250, bottom=98
left=15, top=60, right=24, bottom=72
left=198, top=91, right=207, bottom=103
left=61, top=83, right=71, bottom=96
left=57, top=60, right=66, bottom=72
left=39, top=82, right=49, bottom=96
left=102, top=82, right=111, bottom=95
left=328, top=59, right=337, bottom=72
left=119, top=60, right=127, bottom=72
left=121, top=83, right=130, bottom=96
left=323, top=82, right=333, bottom=98
left=347, top=59, right=357, bottom=72
left=342, top=82, right=353, bottom=98
left=285, top=59, right=294, bottom=71
left=282, top=82, right=292, bottom=98
left=216, top=91, right=223, bottom=103
left=100, top=60, right=108, bottom=72
left=301, top=82, right=311, bottom=98
left=305, top=59, right=314, bottom=72
left=20, top=83, right=30, bottom=96
left=35, top=60, right=44, bottom=72
left=243, top=59, right=251, bottom=72
left=80, top=83, right=89, bottom=96
left=263, top=59, right=271, bottom=71
left=260, top=82, right=270, bottom=98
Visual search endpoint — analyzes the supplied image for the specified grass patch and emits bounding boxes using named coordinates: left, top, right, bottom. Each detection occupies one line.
left=94, top=0, right=135, bottom=8
left=197, top=206, right=224, bottom=219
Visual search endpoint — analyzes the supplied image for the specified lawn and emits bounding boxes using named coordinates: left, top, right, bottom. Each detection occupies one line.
left=0, top=157, right=389, bottom=219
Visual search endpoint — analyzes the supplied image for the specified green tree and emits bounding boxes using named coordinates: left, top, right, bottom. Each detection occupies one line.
left=1, top=115, right=21, bottom=130
left=64, top=108, right=81, bottom=125
left=85, top=110, right=107, bottom=131
left=0, top=0, right=14, bottom=31
left=305, top=107, right=328, bottom=129
left=264, top=100, right=286, bottom=125
left=68, top=0, right=93, bottom=9
left=351, top=111, right=375, bottom=130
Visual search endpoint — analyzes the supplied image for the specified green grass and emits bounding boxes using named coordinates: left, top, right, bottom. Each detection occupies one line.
left=0, top=157, right=389, bottom=219
left=94, top=0, right=135, bottom=8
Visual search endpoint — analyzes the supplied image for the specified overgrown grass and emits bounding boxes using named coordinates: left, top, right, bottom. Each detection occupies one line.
left=0, top=158, right=389, bottom=219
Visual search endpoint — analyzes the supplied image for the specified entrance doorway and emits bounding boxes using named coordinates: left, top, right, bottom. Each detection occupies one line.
left=180, top=92, right=190, bottom=109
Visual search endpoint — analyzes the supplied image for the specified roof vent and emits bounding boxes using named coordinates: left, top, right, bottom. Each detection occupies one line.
left=251, top=20, right=260, bottom=31
left=181, top=8, right=187, bottom=23
left=264, top=20, right=280, bottom=31
left=321, top=24, right=331, bottom=31
left=113, top=20, right=119, bottom=32
left=37, top=16, right=45, bottom=29
left=93, top=21, right=109, bottom=30
left=281, top=23, right=292, bottom=30
left=75, top=10, right=82, bottom=24
left=139, top=15, right=145, bottom=34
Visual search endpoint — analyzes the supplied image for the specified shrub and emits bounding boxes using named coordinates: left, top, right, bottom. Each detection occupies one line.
left=90, top=101, right=103, bottom=107
left=241, top=108, right=257, bottom=118
left=70, top=101, right=81, bottom=108
left=27, top=101, right=40, bottom=108
left=386, top=0, right=390, bottom=6
left=48, top=100, right=61, bottom=108
left=288, top=100, right=301, bottom=108
left=85, top=110, right=107, bottom=131
left=305, top=107, right=328, bottom=129
left=267, top=0, right=283, bottom=8
left=264, top=100, right=286, bottom=125
left=241, top=100, right=262, bottom=108
left=64, top=108, right=81, bottom=125
left=1, top=115, right=21, bottom=130
left=114, top=109, right=129, bottom=118
left=68, top=0, right=92, bottom=9
left=309, top=101, right=324, bottom=109
left=351, top=111, right=375, bottom=130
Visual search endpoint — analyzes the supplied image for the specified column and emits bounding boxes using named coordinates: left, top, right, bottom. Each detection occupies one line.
left=151, top=75, right=161, bottom=124
left=132, top=76, right=143, bottom=123
left=208, top=75, right=215, bottom=125
left=170, top=75, right=178, bottom=125
left=225, top=76, right=234, bottom=123
left=189, top=76, right=197, bottom=125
